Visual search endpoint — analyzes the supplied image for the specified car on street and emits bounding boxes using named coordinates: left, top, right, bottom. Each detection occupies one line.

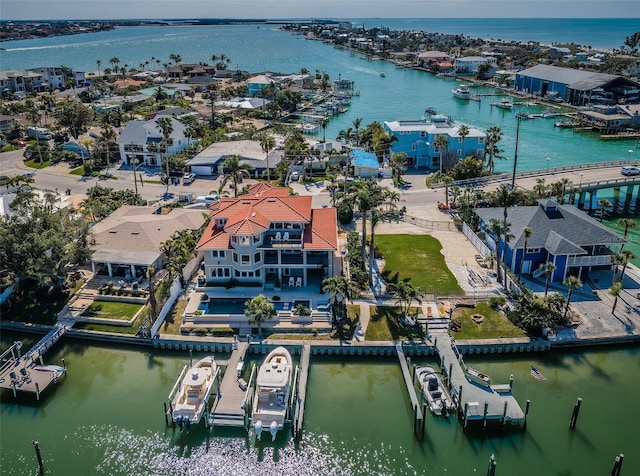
left=620, top=166, right=640, bottom=176
left=183, top=172, right=196, bottom=184
left=195, top=195, right=220, bottom=204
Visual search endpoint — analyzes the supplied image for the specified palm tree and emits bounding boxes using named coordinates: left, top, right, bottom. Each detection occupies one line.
left=259, top=134, right=275, bottom=181
left=618, top=218, right=636, bottom=250
left=487, top=218, right=504, bottom=283
left=389, top=152, right=408, bottom=185
left=609, top=252, right=625, bottom=286
left=108, top=57, right=120, bottom=72
left=541, top=261, right=557, bottom=297
left=336, top=127, right=353, bottom=145
left=434, top=134, right=449, bottom=175
left=485, top=125, right=503, bottom=174
left=101, top=126, right=117, bottom=176
left=562, top=275, right=583, bottom=320
left=441, top=175, right=453, bottom=208
left=352, top=117, right=362, bottom=145
left=244, top=294, right=276, bottom=339
left=221, top=154, right=252, bottom=197
left=319, top=116, right=329, bottom=143
left=96, top=60, right=102, bottom=77
left=457, top=124, right=470, bottom=158
left=157, top=117, right=174, bottom=194
left=533, top=178, right=547, bottom=198
left=322, top=276, right=359, bottom=323
left=609, top=282, right=622, bottom=315
left=518, top=226, right=533, bottom=280
left=368, top=207, right=398, bottom=287
left=353, top=178, right=385, bottom=270
left=597, top=198, right=611, bottom=222
left=617, top=249, right=637, bottom=284
left=388, top=281, right=423, bottom=320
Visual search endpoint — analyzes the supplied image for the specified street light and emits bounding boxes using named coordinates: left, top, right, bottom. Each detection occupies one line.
left=546, top=157, right=551, bottom=173
left=628, top=149, right=634, bottom=163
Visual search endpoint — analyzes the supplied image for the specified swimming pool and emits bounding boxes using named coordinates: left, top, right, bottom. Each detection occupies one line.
left=204, top=298, right=312, bottom=314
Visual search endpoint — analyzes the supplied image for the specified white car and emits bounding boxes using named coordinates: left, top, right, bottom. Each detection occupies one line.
left=621, top=166, right=640, bottom=176
left=183, top=172, right=196, bottom=184
left=195, top=195, right=220, bottom=204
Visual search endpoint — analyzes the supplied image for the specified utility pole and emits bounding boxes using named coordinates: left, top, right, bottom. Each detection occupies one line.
left=511, top=114, right=521, bottom=190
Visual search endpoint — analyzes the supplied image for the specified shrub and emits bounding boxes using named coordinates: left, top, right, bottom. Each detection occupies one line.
left=489, top=296, right=506, bottom=308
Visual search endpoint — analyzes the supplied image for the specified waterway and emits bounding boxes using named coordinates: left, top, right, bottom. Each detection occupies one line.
left=2, top=23, right=639, bottom=176
left=1, top=333, right=639, bottom=475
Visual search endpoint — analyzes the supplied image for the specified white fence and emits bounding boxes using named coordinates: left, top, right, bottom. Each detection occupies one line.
left=150, top=278, right=183, bottom=337
left=462, top=223, right=491, bottom=257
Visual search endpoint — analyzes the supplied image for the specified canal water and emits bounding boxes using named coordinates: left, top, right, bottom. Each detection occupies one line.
left=1, top=333, right=639, bottom=475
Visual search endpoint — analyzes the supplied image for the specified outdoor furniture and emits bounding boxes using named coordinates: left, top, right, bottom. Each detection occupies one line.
left=427, top=306, right=433, bottom=318
left=295, top=277, right=302, bottom=287
left=288, top=277, right=295, bottom=287
left=275, top=232, right=282, bottom=241
left=283, top=232, right=289, bottom=241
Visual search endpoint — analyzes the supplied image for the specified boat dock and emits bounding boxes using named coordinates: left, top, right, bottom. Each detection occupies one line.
left=209, top=341, right=252, bottom=428
left=395, top=343, right=425, bottom=436
left=0, top=323, right=67, bottom=399
left=292, top=344, right=310, bottom=438
left=435, top=333, right=525, bottom=428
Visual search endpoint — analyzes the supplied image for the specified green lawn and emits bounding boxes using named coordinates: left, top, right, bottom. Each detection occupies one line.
left=451, top=302, right=526, bottom=339
left=69, top=167, right=85, bottom=175
left=376, top=234, right=463, bottom=295
left=80, top=301, right=142, bottom=320
left=365, top=306, right=424, bottom=342
left=74, top=314, right=146, bottom=335
left=24, top=159, right=53, bottom=169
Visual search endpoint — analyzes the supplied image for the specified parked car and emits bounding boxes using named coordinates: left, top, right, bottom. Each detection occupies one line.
left=195, top=195, right=220, bottom=204
left=183, top=172, right=196, bottom=184
left=621, top=166, right=640, bottom=176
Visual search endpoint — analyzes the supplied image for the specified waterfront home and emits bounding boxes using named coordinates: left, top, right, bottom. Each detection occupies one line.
left=349, top=149, right=381, bottom=178
left=474, top=199, right=626, bottom=282
left=514, top=64, right=639, bottom=106
left=0, top=114, right=16, bottom=134
left=453, top=56, right=497, bottom=76
left=384, top=116, right=486, bottom=171
left=118, top=116, right=189, bottom=166
left=247, top=74, right=276, bottom=97
left=196, top=183, right=338, bottom=288
left=90, top=205, right=207, bottom=279
left=0, top=70, right=45, bottom=97
left=186, top=139, right=283, bottom=178
left=576, top=104, right=640, bottom=134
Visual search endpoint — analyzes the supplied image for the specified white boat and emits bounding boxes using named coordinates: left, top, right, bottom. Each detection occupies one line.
left=302, top=123, right=319, bottom=134
left=33, top=364, right=66, bottom=383
left=170, top=356, right=217, bottom=426
left=452, top=85, right=471, bottom=100
left=465, top=366, right=492, bottom=388
left=252, top=346, right=292, bottom=441
left=380, top=72, right=385, bottom=77
left=416, top=366, right=454, bottom=416
left=492, top=98, right=513, bottom=109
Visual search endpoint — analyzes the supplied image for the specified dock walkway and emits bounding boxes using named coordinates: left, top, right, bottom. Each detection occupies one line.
left=435, top=333, right=524, bottom=425
left=395, top=343, right=424, bottom=429
left=209, top=341, right=250, bottom=427
left=293, top=344, right=310, bottom=436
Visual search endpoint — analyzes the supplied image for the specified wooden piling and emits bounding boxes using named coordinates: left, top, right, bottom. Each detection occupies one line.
left=61, top=358, right=66, bottom=369
left=611, top=453, right=624, bottom=476
left=463, top=402, right=469, bottom=428
left=501, top=401, right=508, bottom=427
left=569, top=397, right=582, bottom=429
left=509, top=374, right=514, bottom=392
left=412, top=364, right=416, bottom=382
left=35, top=382, right=40, bottom=401
left=482, top=401, right=489, bottom=430
left=458, top=385, right=463, bottom=412
left=11, top=381, right=17, bottom=398
left=32, top=440, right=44, bottom=475
left=524, top=399, right=531, bottom=430
left=189, top=349, right=193, bottom=367
left=163, top=402, right=168, bottom=425
left=421, top=402, right=427, bottom=437
left=487, top=453, right=496, bottom=476
left=448, top=362, right=453, bottom=389
left=413, top=404, right=418, bottom=435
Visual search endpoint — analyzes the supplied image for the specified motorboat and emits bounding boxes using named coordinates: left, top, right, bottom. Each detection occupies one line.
left=424, top=106, right=437, bottom=115
left=252, top=346, right=292, bottom=441
left=33, top=364, right=66, bottom=383
left=170, top=356, right=217, bottom=426
left=491, top=98, right=513, bottom=109
left=380, top=72, right=386, bottom=77
left=465, top=366, right=492, bottom=388
left=416, top=366, right=454, bottom=416
left=555, top=119, right=575, bottom=128
left=452, top=85, right=471, bottom=100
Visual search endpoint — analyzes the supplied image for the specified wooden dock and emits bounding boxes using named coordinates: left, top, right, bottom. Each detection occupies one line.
left=0, top=323, right=67, bottom=399
left=395, top=343, right=424, bottom=436
left=435, top=333, right=524, bottom=427
left=293, top=344, right=310, bottom=437
left=209, top=341, right=252, bottom=428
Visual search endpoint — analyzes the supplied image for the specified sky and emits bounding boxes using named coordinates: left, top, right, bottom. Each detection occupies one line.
left=2, top=0, right=639, bottom=21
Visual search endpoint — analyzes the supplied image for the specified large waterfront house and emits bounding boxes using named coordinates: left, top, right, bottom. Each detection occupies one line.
left=453, top=56, right=497, bottom=76
left=118, top=117, right=189, bottom=166
left=384, top=116, right=486, bottom=170
left=247, top=74, right=275, bottom=97
left=196, top=183, right=338, bottom=289
left=514, top=64, right=640, bottom=106
left=90, top=205, right=207, bottom=279
left=475, top=200, right=626, bottom=283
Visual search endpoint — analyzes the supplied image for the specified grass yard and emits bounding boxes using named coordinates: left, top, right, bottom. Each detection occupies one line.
left=80, top=301, right=142, bottom=320
left=161, top=298, right=188, bottom=334
left=376, top=234, right=463, bottom=295
left=74, top=314, right=146, bottom=335
left=365, top=306, right=424, bottom=342
left=451, top=302, right=526, bottom=339
left=24, top=159, right=53, bottom=169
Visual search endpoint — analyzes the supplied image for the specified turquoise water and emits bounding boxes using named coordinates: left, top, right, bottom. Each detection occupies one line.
left=1, top=334, right=639, bottom=475
left=2, top=22, right=639, bottom=176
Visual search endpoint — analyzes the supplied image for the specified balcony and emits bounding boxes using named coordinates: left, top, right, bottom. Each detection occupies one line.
left=263, top=234, right=303, bottom=249
left=567, top=254, right=613, bottom=267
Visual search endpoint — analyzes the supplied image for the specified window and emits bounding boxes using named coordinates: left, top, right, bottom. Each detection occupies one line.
left=241, top=255, right=250, bottom=265
left=219, top=251, right=225, bottom=259
left=210, top=268, right=230, bottom=278
left=526, top=247, right=541, bottom=254
left=420, top=131, right=426, bottom=138
left=239, top=236, right=250, bottom=246
left=254, top=252, right=261, bottom=263
left=232, top=253, right=238, bottom=263
left=457, top=149, right=461, bottom=156
left=211, top=250, right=226, bottom=258
left=479, top=137, right=485, bottom=144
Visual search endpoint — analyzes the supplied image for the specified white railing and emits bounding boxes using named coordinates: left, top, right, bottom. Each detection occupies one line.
left=567, top=255, right=613, bottom=267
left=462, top=223, right=491, bottom=257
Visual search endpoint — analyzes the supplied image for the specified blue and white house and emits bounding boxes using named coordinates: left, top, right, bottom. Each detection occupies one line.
left=118, top=117, right=189, bottom=167
left=384, top=116, right=486, bottom=171
left=475, top=199, right=626, bottom=283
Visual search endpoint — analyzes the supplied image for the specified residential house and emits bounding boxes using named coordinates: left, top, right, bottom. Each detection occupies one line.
left=576, top=104, right=640, bottom=134
left=454, top=56, right=497, bottom=76
left=384, top=116, right=486, bottom=170
left=0, top=70, right=45, bottom=97
left=247, top=74, right=275, bottom=97
left=28, top=66, right=67, bottom=90
left=197, top=183, right=338, bottom=288
left=118, top=116, right=189, bottom=166
left=474, top=199, right=626, bottom=282
left=0, top=115, right=16, bottom=134
left=90, top=205, right=207, bottom=279
left=187, top=139, right=283, bottom=178
left=349, top=149, right=380, bottom=178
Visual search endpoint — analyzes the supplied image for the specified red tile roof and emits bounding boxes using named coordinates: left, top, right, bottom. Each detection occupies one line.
left=224, top=207, right=271, bottom=235
left=303, top=208, right=338, bottom=250
left=196, top=223, right=230, bottom=250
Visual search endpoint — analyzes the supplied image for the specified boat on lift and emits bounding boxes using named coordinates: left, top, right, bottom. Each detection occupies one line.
left=170, top=356, right=217, bottom=427
left=416, top=366, right=454, bottom=416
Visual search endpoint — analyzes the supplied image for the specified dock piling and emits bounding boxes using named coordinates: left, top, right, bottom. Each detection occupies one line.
left=413, top=404, right=418, bottom=435
left=61, top=358, right=65, bottom=369
left=482, top=401, right=489, bottom=430
left=448, top=362, right=453, bottom=390
left=32, top=440, right=44, bottom=475
left=163, top=402, right=168, bottom=426
left=501, top=401, right=508, bottom=427
left=509, top=374, right=514, bottom=392
left=569, top=397, right=582, bottom=429
left=35, top=382, right=40, bottom=401
left=487, top=453, right=497, bottom=476
left=524, top=399, right=531, bottom=430
left=11, top=381, right=17, bottom=398
left=421, top=402, right=427, bottom=437
left=611, top=453, right=624, bottom=476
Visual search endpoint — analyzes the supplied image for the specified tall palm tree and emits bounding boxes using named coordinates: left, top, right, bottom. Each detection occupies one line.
left=533, top=178, right=547, bottom=198
left=352, top=117, right=362, bottom=146
left=320, top=116, right=329, bottom=143
left=336, top=127, right=353, bottom=145
left=259, top=134, right=275, bottom=181
left=157, top=117, right=174, bottom=194
left=597, top=198, right=611, bottom=222
left=441, top=175, right=453, bottom=208
left=353, top=178, right=385, bottom=270
left=485, top=125, right=502, bottom=174
left=368, top=207, right=398, bottom=287
left=244, top=294, right=276, bottom=339
left=434, top=134, right=449, bottom=175
left=618, top=217, right=636, bottom=250
left=609, top=282, right=622, bottom=315
left=457, top=124, right=470, bottom=158
left=96, top=60, right=102, bottom=77
left=617, top=249, right=637, bottom=285
left=487, top=218, right=504, bottom=283
left=221, top=154, right=252, bottom=197
left=388, top=280, right=423, bottom=320
left=101, top=125, right=117, bottom=176
left=563, top=276, right=582, bottom=320
left=541, top=261, right=556, bottom=298
left=108, top=57, right=120, bottom=72
left=322, top=276, right=359, bottom=323
left=518, top=227, right=533, bottom=280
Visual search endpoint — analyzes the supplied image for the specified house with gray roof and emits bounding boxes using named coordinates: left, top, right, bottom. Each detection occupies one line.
left=475, top=199, right=626, bottom=282
left=514, top=64, right=640, bottom=106
left=117, top=117, right=188, bottom=166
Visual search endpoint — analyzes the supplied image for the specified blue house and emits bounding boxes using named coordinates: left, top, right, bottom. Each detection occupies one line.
left=384, top=116, right=485, bottom=171
left=475, top=200, right=626, bottom=283
left=349, top=149, right=380, bottom=178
